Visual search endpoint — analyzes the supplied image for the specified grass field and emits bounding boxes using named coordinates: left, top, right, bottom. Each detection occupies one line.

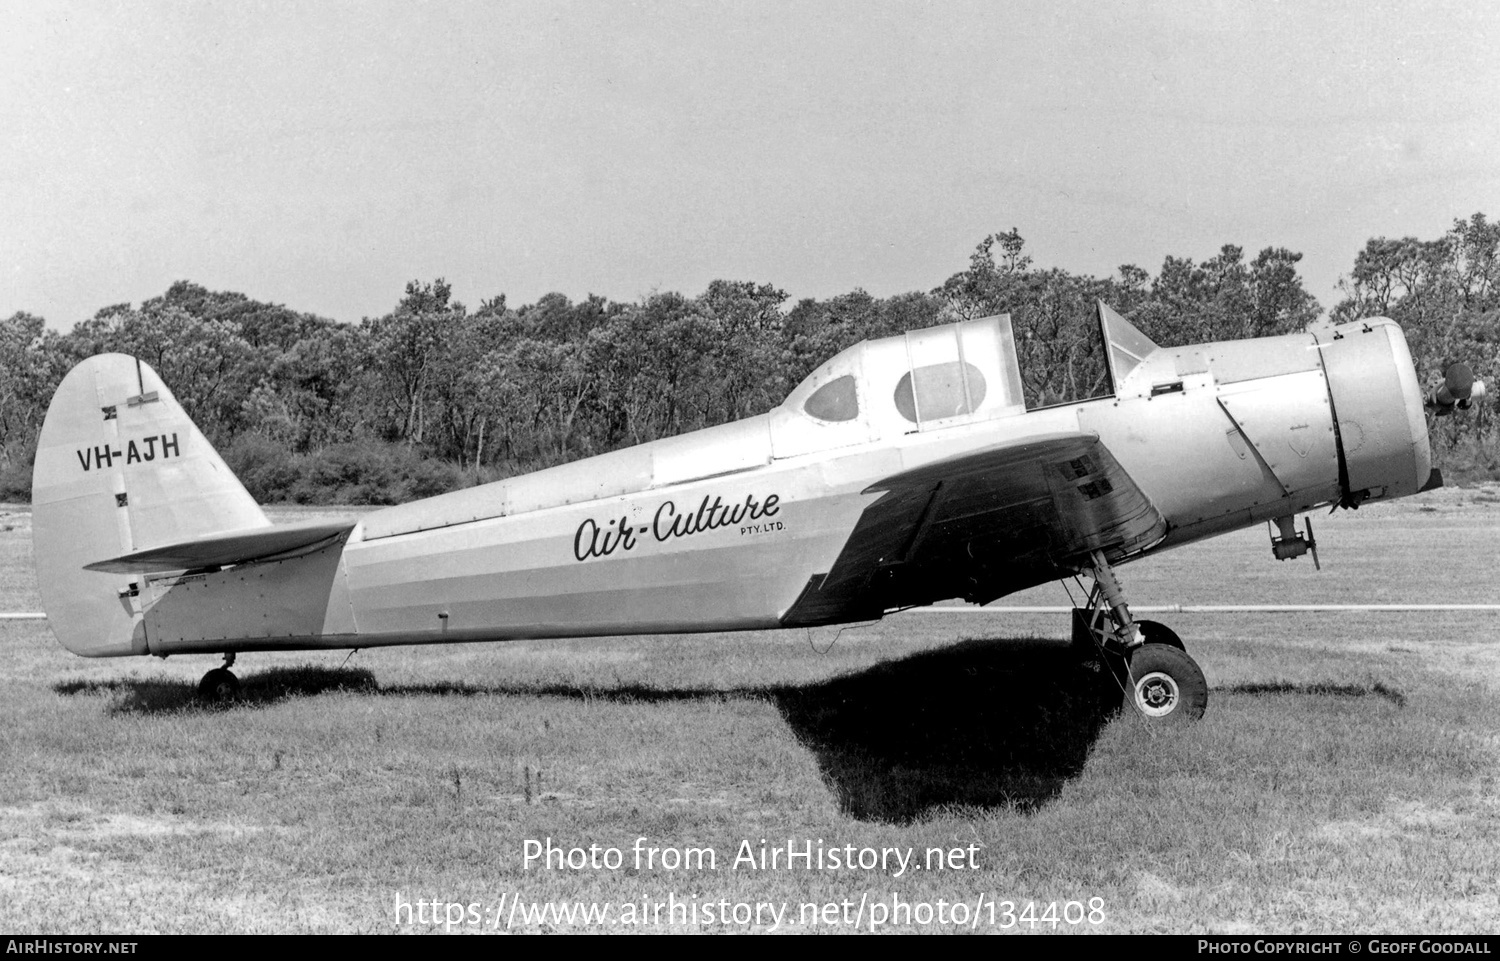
left=1, top=490, right=1498, bottom=934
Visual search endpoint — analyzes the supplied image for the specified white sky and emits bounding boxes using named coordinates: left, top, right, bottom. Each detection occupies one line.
left=3, top=1, right=1498, bottom=328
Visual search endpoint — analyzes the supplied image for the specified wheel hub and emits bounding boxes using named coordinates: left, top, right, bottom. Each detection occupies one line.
left=1134, top=670, right=1180, bottom=717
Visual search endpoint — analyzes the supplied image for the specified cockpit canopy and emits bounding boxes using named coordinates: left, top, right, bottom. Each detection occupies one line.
left=770, top=304, right=1158, bottom=459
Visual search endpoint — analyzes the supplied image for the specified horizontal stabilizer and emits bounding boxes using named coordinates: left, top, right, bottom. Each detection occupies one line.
left=84, top=520, right=355, bottom=574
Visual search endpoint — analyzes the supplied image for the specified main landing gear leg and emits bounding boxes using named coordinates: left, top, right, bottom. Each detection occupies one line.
left=198, top=652, right=240, bottom=703
left=1077, top=550, right=1207, bottom=722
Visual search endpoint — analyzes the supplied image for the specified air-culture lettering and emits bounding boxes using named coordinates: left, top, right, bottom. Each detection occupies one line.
left=76, top=433, right=181, bottom=471
left=574, top=492, right=781, bottom=561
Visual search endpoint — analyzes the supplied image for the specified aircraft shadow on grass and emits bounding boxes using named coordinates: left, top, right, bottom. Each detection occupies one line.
left=766, top=638, right=1127, bottom=822
left=54, top=638, right=1127, bottom=823
left=1221, top=680, right=1407, bottom=708
left=53, top=665, right=381, bottom=713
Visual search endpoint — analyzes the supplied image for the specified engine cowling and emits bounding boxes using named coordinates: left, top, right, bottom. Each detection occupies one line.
left=1313, top=318, right=1432, bottom=505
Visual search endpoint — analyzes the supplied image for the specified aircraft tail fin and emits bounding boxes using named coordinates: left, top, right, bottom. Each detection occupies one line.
left=31, top=354, right=270, bottom=657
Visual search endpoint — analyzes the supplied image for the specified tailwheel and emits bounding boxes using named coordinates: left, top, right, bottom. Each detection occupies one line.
left=1127, top=643, right=1207, bottom=721
left=199, top=653, right=240, bottom=703
left=198, top=668, right=239, bottom=702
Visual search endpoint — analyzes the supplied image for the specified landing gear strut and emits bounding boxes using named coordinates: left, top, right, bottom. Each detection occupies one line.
left=198, top=653, right=240, bottom=703
left=1076, top=550, right=1207, bottom=721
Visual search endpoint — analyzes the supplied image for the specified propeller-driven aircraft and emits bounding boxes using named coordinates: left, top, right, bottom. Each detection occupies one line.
left=31, top=304, right=1477, bottom=720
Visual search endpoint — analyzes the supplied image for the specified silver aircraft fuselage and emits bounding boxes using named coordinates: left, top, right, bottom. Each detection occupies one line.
left=31, top=312, right=1432, bottom=659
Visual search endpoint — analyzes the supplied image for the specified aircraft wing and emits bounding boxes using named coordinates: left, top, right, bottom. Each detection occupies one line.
left=782, top=432, right=1166, bottom=625
left=83, top=520, right=356, bottom=574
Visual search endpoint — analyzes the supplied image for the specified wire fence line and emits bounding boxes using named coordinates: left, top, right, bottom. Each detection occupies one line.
left=7, top=604, right=1500, bottom=622
left=913, top=604, right=1500, bottom=613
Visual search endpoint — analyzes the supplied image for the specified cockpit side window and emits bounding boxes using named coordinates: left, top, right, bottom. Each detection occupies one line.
left=803, top=374, right=859, bottom=422
left=894, top=362, right=988, bottom=423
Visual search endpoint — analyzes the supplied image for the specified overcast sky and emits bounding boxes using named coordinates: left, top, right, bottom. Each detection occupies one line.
left=3, top=1, right=1498, bottom=329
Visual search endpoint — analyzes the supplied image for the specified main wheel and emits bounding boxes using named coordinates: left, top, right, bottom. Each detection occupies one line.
left=199, top=668, right=240, bottom=703
left=1127, top=643, right=1207, bottom=721
left=1135, top=619, right=1184, bottom=651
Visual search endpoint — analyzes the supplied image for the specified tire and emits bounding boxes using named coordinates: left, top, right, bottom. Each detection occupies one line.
left=198, top=668, right=240, bottom=703
left=1127, top=643, right=1207, bottom=721
left=1135, top=619, right=1184, bottom=652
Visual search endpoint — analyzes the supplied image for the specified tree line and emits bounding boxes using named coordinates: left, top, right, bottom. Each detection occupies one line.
left=2, top=216, right=1497, bottom=503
